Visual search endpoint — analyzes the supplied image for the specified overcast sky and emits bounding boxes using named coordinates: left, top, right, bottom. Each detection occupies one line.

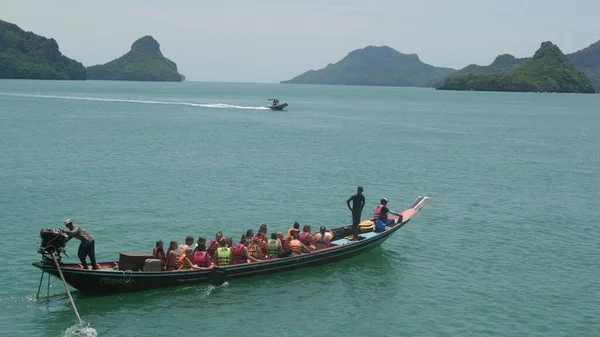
left=3, top=0, right=599, bottom=83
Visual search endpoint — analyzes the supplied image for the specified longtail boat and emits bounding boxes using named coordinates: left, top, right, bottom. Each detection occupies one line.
left=32, top=196, right=430, bottom=295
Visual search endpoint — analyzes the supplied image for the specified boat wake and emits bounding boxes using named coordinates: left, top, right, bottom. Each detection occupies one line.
left=0, top=92, right=270, bottom=110
left=62, top=321, right=97, bottom=337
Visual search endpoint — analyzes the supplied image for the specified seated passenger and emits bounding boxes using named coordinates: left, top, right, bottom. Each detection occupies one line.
left=166, top=241, right=179, bottom=271
left=232, top=235, right=258, bottom=264
left=153, top=240, right=167, bottom=269
left=277, top=232, right=286, bottom=249
left=213, top=238, right=232, bottom=266
left=246, top=229, right=255, bottom=241
left=258, top=223, right=268, bottom=236
left=247, top=237, right=262, bottom=261
left=372, top=198, right=401, bottom=232
left=208, top=231, right=223, bottom=258
left=191, top=235, right=206, bottom=251
left=313, top=226, right=331, bottom=247
left=267, top=232, right=282, bottom=258
left=305, top=233, right=316, bottom=251
left=193, top=242, right=213, bottom=268
left=177, top=236, right=194, bottom=257
left=299, top=225, right=312, bottom=245
left=254, top=232, right=268, bottom=258
left=286, top=222, right=300, bottom=238
left=288, top=231, right=311, bottom=256
left=179, top=248, right=202, bottom=270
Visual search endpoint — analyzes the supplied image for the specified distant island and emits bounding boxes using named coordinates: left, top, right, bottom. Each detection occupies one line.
left=1, top=17, right=599, bottom=91
left=0, top=20, right=86, bottom=80
left=281, top=45, right=456, bottom=87
left=87, top=36, right=184, bottom=82
left=435, top=42, right=596, bottom=93
left=567, top=40, right=600, bottom=92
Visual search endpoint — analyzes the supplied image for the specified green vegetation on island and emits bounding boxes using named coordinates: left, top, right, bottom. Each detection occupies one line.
left=281, top=45, right=455, bottom=87
left=567, top=40, right=600, bottom=92
left=87, top=36, right=184, bottom=82
left=0, top=20, right=86, bottom=80
left=436, top=42, right=595, bottom=93
left=431, top=54, right=527, bottom=88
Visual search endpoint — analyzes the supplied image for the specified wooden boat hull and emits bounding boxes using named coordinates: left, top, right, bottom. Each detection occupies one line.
left=32, top=196, right=430, bottom=295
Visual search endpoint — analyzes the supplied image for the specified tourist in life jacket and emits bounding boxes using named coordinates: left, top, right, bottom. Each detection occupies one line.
left=255, top=232, right=269, bottom=258
left=179, top=248, right=203, bottom=270
left=213, top=238, right=232, bottom=266
left=299, top=225, right=313, bottom=245
left=61, top=219, right=97, bottom=270
left=165, top=241, right=179, bottom=271
left=232, top=235, right=258, bottom=264
left=153, top=241, right=167, bottom=269
left=288, top=230, right=311, bottom=256
left=247, top=237, right=262, bottom=261
left=207, top=231, right=223, bottom=258
left=277, top=231, right=293, bottom=258
left=267, top=232, right=282, bottom=258
left=372, top=198, right=401, bottom=232
left=193, top=241, right=213, bottom=268
left=286, top=222, right=300, bottom=238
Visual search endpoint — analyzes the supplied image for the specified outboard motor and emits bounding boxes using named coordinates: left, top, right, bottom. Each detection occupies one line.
left=38, top=228, right=68, bottom=263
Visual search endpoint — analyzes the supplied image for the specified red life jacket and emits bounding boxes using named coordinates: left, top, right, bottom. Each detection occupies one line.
left=373, top=204, right=386, bottom=220
left=208, top=239, right=218, bottom=255
left=193, top=251, right=209, bottom=267
left=299, top=232, right=310, bottom=244
left=232, top=244, right=246, bottom=264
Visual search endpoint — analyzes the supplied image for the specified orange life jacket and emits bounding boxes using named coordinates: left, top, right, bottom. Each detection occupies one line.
left=289, top=239, right=303, bottom=254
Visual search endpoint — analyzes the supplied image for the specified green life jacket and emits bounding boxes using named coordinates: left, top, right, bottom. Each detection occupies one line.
left=267, top=239, right=281, bottom=257
left=216, top=247, right=231, bottom=265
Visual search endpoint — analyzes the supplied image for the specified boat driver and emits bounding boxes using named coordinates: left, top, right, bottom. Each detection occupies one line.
left=61, top=218, right=98, bottom=270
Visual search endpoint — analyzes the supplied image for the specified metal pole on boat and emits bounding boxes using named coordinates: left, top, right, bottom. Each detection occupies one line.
left=51, top=252, right=82, bottom=324
left=35, top=271, right=45, bottom=300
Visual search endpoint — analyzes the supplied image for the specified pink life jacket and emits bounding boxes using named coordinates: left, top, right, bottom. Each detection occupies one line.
left=193, top=251, right=209, bottom=267
left=299, top=232, right=310, bottom=244
left=232, top=244, right=246, bottom=264
left=208, top=239, right=218, bottom=254
left=373, top=204, right=385, bottom=220
left=153, top=247, right=167, bottom=265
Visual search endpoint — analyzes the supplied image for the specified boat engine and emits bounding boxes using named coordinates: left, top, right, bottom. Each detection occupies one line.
left=38, top=228, right=69, bottom=263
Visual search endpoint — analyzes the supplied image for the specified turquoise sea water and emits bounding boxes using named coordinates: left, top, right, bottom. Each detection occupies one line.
left=0, top=80, right=598, bottom=337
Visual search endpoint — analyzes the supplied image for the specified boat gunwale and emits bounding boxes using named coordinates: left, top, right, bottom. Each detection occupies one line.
left=32, top=221, right=400, bottom=277
left=32, top=196, right=430, bottom=282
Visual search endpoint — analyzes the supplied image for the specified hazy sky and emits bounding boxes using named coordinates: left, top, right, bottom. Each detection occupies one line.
left=3, top=0, right=599, bottom=83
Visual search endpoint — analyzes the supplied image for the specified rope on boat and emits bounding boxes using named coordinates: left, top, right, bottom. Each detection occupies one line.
left=121, top=270, right=133, bottom=283
left=51, top=252, right=82, bottom=324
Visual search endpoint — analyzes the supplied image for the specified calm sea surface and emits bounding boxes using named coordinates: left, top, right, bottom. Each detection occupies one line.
left=0, top=80, right=598, bottom=337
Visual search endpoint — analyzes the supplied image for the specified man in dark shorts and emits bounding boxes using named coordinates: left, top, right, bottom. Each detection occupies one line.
left=62, top=218, right=97, bottom=270
left=346, top=186, right=365, bottom=240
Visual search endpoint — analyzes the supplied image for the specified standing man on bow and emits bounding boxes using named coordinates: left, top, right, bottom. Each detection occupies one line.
left=346, top=186, right=365, bottom=241
left=62, top=218, right=98, bottom=270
